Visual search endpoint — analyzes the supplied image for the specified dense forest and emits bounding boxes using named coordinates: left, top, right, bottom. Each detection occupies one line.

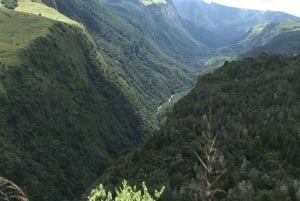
left=40, top=0, right=200, bottom=119
left=0, top=9, right=145, bottom=200
left=100, top=53, right=300, bottom=201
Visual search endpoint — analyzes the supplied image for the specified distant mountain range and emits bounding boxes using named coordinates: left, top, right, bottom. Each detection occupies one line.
left=240, top=20, right=300, bottom=56
left=172, top=0, right=300, bottom=48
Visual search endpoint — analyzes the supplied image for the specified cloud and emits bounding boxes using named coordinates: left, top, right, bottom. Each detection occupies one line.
left=202, top=0, right=300, bottom=17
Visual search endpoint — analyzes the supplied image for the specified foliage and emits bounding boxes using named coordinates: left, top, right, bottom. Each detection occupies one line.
left=88, top=180, right=165, bottom=201
left=101, top=54, right=300, bottom=201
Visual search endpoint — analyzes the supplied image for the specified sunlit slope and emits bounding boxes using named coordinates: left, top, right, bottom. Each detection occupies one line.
left=15, top=0, right=80, bottom=26
left=0, top=8, right=54, bottom=65
left=241, top=20, right=300, bottom=56
left=0, top=0, right=84, bottom=66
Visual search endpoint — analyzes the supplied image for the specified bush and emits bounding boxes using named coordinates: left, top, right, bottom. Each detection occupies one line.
left=88, top=180, right=165, bottom=201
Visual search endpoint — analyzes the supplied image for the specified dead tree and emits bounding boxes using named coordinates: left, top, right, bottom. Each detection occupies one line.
left=192, top=96, right=227, bottom=201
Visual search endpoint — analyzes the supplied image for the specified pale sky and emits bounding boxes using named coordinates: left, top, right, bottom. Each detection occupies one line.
left=203, top=0, right=300, bottom=17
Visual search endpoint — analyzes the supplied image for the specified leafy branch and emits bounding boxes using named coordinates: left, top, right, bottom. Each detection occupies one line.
left=88, top=180, right=165, bottom=201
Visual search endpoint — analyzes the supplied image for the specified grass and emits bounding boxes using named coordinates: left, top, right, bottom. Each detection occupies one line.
left=15, top=0, right=80, bottom=26
left=0, top=0, right=84, bottom=66
left=0, top=8, right=54, bottom=65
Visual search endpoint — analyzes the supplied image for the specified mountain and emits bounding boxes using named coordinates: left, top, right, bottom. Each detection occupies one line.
left=37, top=0, right=300, bottom=111
left=2, top=0, right=300, bottom=200
left=172, top=0, right=300, bottom=48
left=40, top=0, right=206, bottom=118
left=0, top=6, right=145, bottom=201
left=240, top=20, right=300, bottom=56
left=99, top=0, right=206, bottom=64
left=99, top=53, right=300, bottom=201
left=169, top=0, right=300, bottom=70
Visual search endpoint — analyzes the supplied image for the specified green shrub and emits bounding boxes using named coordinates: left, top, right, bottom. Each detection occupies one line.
left=88, top=180, right=165, bottom=201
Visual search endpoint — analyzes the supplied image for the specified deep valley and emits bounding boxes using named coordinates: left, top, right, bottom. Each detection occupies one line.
left=0, top=0, right=299, bottom=201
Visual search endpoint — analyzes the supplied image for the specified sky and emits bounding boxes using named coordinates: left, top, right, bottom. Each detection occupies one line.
left=203, top=0, right=300, bottom=17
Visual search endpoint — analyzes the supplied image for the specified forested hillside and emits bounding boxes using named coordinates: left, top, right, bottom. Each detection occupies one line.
left=40, top=0, right=202, bottom=115
left=2, top=1, right=300, bottom=201
left=100, top=53, right=300, bottom=201
left=0, top=8, right=145, bottom=201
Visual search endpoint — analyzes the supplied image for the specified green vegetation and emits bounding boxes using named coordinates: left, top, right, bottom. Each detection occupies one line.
left=155, top=89, right=190, bottom=124
left=16, top=0, right=80, bottom=26
left=88, top=180, right=165, bottom=201
left=101, top=53, right=300, bottom=201
left=0, top=8, right=54, bottom=65
left=0, top=9, right=145, bottom=201
left=2, top=1, right=300, bottom=201
left=1, top=0, right=18, bottom=9
left=41, top=0, right=202, bottom=118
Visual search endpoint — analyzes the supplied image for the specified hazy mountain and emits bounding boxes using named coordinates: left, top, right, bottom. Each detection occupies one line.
left=172, top=0, right=300, bottom=48
left=99, top=0, right=207, bottom=63
left=240, top=20, right=300, bottom=56
left=99, top=53, right=300, bottom=201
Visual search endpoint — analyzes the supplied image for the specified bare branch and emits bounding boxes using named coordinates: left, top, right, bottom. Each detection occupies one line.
left=194, top=152, right=209, bottom=171
left=191, top=96, right=227, bottom=201
left=0, top=177, right=29, bottom=201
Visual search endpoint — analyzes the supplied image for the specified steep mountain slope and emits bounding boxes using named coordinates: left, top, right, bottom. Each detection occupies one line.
left=40, top=0, right=204, bottom=115
left=240, top=20, right=300, bottom=56
left=0, top=7, right=144, bottom=201
left=100, top=0, right=206, bottom=64
left=172, top=0, right=300, bottom=48
left=100, top=54, right=300, bottom=201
